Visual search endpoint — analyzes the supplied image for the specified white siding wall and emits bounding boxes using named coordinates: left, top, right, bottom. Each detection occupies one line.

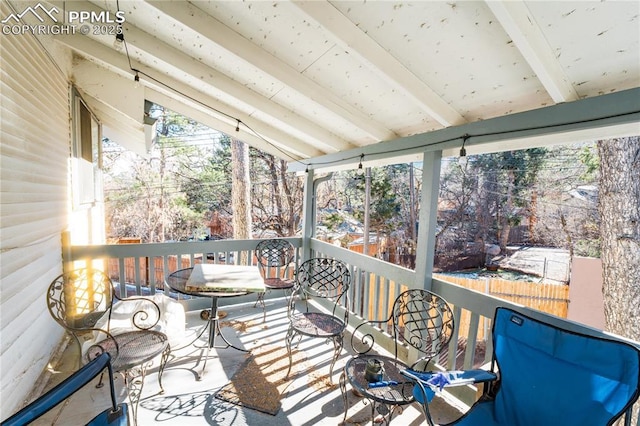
left=0, top=6, right=71, bottom=415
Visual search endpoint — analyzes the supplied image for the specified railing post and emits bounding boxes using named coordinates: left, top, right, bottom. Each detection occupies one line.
left=414, top=150, right=442, bottom=292
left=61, top=230, right=72, bottom=274
left=302, top=171, right=333, bottom=263
left=301, top=169, right=315, bottom=262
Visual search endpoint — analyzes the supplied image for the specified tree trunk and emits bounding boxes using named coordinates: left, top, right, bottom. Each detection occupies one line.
left=231, top=138, right=252, bottom=263
left=599, top=137, right=640, bottom=338
left=499, top=170, right=515, bottom=250
left=279, top=158, right=296, bottom=236
left=598, top=137, right=640, bottom=423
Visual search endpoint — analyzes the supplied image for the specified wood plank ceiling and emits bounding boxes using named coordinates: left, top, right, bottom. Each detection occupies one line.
left=46, top=1, right=639, bottom=165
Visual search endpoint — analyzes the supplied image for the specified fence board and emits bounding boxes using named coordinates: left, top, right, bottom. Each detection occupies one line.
left=434, top=274, right=569, bottom=341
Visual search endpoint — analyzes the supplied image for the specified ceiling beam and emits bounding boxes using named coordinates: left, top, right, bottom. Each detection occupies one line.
left=487, top=1, right=579, bottom=103
left=144, top=89, right=312, bottom=163
left=72, top=58, right=144, bottom=124
left=84, top=96, right=148, bottom=156
left=72, top=61, right=148, bottom=156
left=55, top=34, right=324, bottom=160
left=292, top=1, right=467, bottom=128
left=146, top=0, right=396, bottom=142
left=289, top=88, right=640, bottom=172
left=119, top=23, right=353, bottom=154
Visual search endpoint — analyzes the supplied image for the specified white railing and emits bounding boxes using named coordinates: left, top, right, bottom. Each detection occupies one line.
left=65, top=236, right=525, bottom=369
left=65, top=237, right=302, bottom=311
left=65, top=235, right=640, bottom=416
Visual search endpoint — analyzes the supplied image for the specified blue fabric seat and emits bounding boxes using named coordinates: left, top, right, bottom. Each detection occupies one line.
left=442, top=307, right=640, bottom=426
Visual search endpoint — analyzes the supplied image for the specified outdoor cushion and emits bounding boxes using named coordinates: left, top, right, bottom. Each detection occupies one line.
left=83, top=293, right=185, bottom=353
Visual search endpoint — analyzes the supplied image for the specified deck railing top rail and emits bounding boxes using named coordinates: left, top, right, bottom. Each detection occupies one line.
left=65, top=235, right=640, bottom=360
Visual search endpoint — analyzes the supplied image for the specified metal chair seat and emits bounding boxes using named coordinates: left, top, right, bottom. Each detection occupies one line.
left=263, top=277, right=295, bottom=290
left=86, top=330, right=169, bottom=374
left=290, top=312, right=346, bottom=338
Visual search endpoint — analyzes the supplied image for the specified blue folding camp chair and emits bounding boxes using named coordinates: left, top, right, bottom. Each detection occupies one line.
left=404, top=307, right=640, bottom=426
left=1, top=353, right=128, bottom=425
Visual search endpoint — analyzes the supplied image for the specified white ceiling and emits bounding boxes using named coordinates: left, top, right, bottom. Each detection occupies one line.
left=45, top=1, right=640, bottom=165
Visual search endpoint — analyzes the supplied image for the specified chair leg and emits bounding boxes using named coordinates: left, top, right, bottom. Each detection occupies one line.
left=96, top=371, right=106, bottom=389
left=123, top=364, right=147, bottom=426
left=157, top=345, right=170, bottom=394
left=285, top=327, right=295, bottom=378
left=283, top=287, right=293, bottom=302
left=339, top=370, right=349, bottom=424
left=254, top=291, right=265, bottom=309
left=328, top=335, right=343, bottom=383
left=370, top=401, right=378, bottom=426
left=254, top=291, right=267, bottom=322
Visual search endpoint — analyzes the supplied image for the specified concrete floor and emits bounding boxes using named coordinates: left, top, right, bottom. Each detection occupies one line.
left=29, top=299, right=468, bottom=425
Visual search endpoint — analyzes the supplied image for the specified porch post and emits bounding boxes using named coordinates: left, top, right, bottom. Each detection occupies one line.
left=300, top=168, right=315, bottom=262
left=61, top=230, right=73, bottom=274
left=414, top=150, right=442, bottom=291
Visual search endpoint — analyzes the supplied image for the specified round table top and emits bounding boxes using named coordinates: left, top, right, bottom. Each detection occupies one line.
left=166, top=267, right=248, bottom=298
left=344, top=355, right=414, bottom=405
left=85, top=330, right=168, bottom=372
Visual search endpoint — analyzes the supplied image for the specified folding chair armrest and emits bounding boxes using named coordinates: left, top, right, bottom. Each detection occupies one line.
left=398, top=369, right=498, bottom=426
left=401, top=368, right=497, bottom=388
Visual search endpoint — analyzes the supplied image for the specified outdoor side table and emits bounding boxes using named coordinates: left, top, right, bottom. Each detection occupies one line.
left=341, top=355, right=414, bottom=421
left=166, top=264, right=265, bottom=379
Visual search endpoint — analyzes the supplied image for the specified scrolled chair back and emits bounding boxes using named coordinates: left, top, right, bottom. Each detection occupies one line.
left=47, top=268, right=114, bottom=331
left=295, top=257, right=351, bottom=299
left=47, top=268, right=162, bottom=336
left=392, top=289, right=454, bottom=363
left=350, top=288, right=454, bottom=367
left=255, top=239, right=294, bottom=269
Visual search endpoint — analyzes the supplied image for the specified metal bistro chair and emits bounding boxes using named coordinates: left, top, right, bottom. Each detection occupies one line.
left=47, top=269, right=170, bottom=425
left=253, top=239, right=295, bottom=321
left=286, top=258, right=351, bottom=383
left=1, top=353, right=127, bottom=426
left=404, top=307, right=640, bottom=426
left=340, top=289, right=457, bottom=425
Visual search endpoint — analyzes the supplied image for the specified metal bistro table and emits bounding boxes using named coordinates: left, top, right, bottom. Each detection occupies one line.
left=166, top=264, right=265, bottom=379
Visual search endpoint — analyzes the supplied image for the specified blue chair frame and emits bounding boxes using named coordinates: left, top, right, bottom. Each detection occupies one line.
left=1, top=353, right=128, bottom=426
left=406, top=307, right=640, bottom=426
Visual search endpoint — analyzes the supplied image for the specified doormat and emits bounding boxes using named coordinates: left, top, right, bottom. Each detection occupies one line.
left=215, top=344, right=306, bottom=415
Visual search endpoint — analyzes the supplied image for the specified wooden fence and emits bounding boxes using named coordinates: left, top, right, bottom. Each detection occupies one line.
left=435, top=274, right=570, bottom=341
left=106, top=253, right=292, bottom=289
left=106, top=256, right=569, bottom=343
left=357, top=273, right=568, bottom=343
left=107, top=256, right=201, bottom=288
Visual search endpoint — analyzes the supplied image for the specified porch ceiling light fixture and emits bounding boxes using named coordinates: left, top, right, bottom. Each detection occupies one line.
left=459, top=135, right=469, bottom=168
left=113, top=28, right=124, bottom=50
